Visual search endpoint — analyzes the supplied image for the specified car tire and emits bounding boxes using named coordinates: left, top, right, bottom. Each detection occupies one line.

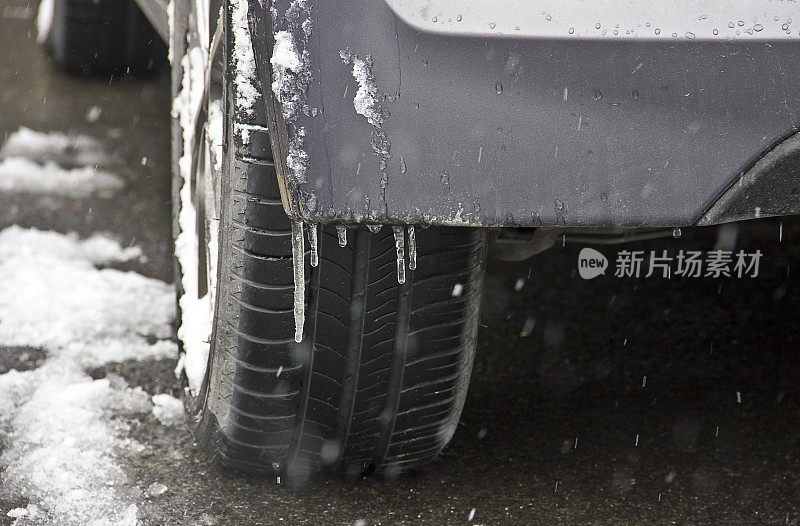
left=44, top=0, right=165, bottom=75
left=174, top=3, right=487, bottom=484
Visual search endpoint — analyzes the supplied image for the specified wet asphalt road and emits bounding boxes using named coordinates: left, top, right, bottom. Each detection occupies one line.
left=2, top=3, right=800, bottom=524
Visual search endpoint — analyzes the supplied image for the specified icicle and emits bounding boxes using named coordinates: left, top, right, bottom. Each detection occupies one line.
left=392, top=226, right=406, bottom=284
left=367, top=224, right=383, bottom=234
left=407, top=225, right=416, bottom=270
left=336, top=224, right=347, bottom=247
left=308, top=222, right=318, bottom=267
left=291, top=220, right=305, bottom=343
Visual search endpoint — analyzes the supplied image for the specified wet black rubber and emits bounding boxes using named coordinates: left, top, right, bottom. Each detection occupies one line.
left=181, top=7, right=487, bottom=484
left=47, top=0, right=165, bottom=75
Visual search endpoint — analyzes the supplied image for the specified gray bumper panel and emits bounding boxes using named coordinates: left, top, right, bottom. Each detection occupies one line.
left=257, top=0, right=800, bottom=228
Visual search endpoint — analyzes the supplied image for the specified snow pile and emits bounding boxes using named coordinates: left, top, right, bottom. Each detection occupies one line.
left=0, top=127, right=106, bottom=167
left=172, top=46, right=214, bottom=395
left=0, top=226, right=175, bottom=366
left=167, top=0, right=174, bottom=62
left=269, top=1, right=313, bottom=185
left=0, top=158, right=123, bottom=199
left=339, top=50, right=383, bottom=128
left=230, top=0, right=261, bottom=113
left=0, top=227, right=177, bottom=525
left=270, top=30, right=303, bottom=119
left=0, top=364, right=149, bottom=526
left=151, top=393, right=184, bottom=426
left=340, top=49, right=391, bottom=171
left=286, top=127, right=309, bottom=184
left=0, top=127, right=123, bottom=198
left=207, top=99, right=224, bottom=173
left=146, top=482, right=168, bottom=497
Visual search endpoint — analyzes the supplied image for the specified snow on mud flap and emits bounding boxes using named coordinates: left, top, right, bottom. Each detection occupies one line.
left=174, top=1, right=488, bottom=482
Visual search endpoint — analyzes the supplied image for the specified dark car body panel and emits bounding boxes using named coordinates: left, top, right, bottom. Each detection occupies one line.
left=145, top=0, right=800, bottom=228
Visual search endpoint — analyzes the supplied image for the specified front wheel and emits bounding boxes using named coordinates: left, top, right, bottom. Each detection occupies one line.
left=174, top=2, right=487, bottom=483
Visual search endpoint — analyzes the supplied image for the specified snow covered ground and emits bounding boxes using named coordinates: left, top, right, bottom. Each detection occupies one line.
left=0, top=128, right=123, bottom=199
left=0, top=128, right=183, bottom=525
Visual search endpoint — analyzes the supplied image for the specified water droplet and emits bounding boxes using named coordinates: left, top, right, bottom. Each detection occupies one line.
left=504, top=52, right=521, bottom=75
left=495, top=82, right=503, bottom=95
left=713, top=28, right=719, bottom=35
left=754, top=23, right=763, bottom=32
left=545, top=14, right=552, bottom=21
left=672, top=228, right=682, bottom=238
left=782, top=22, right=790, bottom=31
left=601, top=192, right=608, bottom=202
left=432, top=16, right=437, bottom=22
left=399, top=156, right=407, bottom=174
left=457, top=14, right=462, bottom=22
left=595, top=22, right=601, bottom=29
left=632, top=89, right=639, bottom=100
left=422, top=59, right=428, bottom=66
left=685, top=31, right=695, bottom=39
left=738, top=20, right=744, bottom=26
left=654, top=28, right=661, bottom=35
left=568, top=27, right=575, bottom=34
left=489, top=21, right=496, bottom=29
left=729, top=22, right=736, bottom=28
left=592, top=89, right=603, bottom=100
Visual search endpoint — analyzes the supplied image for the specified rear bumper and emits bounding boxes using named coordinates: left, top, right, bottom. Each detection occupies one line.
left=257, top=0, right=800, bottom=228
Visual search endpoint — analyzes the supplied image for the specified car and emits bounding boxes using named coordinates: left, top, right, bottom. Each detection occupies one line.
left=40, top=0, right=800, bottom=484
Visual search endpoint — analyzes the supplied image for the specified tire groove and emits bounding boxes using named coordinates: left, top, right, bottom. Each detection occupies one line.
left=374, top=271, right=413, bottom=470
left=333, top=229, right=370, bottom=471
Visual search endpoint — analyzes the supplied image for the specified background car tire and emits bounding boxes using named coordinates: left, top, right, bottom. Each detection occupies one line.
left=45, top=0, right=165, bottom=75
left=179, top=5, right=488, bottom=484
